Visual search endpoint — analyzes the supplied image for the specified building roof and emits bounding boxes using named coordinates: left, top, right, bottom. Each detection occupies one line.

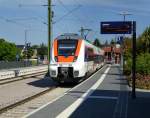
left=103, top=47, right=112, bottom=52
left=103, top=46, right=121, bottom=54
left=16, top=45, right=25, bottom=49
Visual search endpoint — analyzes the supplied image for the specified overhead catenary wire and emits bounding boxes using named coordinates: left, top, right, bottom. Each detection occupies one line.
left=10, top=17, right=38, bottom=21
left=57, top=0, right=85, bottom=27
left=0, top=16, right=28, bottom=27
left=53, top=5, right=82, bottom=24
left=18, top=4, right=55, bottom=7
left=18, top=3, right=50, bottom=26
left=35, top=5, right=82, bottom=25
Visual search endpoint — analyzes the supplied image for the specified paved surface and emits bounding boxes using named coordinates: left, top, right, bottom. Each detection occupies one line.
left=0, top=75, right=56, bottom=109
left=0, top=87, right=71, bottom=118
left=25, top=64, right=150, bottom=118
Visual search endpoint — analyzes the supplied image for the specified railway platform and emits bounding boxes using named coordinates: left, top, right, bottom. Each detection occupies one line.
left=25, top=64, right=150, bottom=118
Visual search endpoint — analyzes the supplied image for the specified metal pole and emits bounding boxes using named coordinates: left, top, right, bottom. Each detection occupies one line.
left=132, top=21, right=136, bottom=99
left=25, top=29, right=27, bottom=67
left=79, top=27, right=92, bottom=40
left=47, top=0, right=51, bottom=76
left=80, top=27, right=84, bottom=38
left=123, top=15, right=125, bottom=21
left=119, top=11, right=132, bottom=72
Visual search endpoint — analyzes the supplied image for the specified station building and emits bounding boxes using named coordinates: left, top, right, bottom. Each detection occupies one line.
left=103, top=44, right=121, bottom=64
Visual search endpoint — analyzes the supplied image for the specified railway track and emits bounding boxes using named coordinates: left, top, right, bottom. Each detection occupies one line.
left=0, top=72, right=59, bottom=116
left=0, top=66, right=105, bottom=118
left=0, top=71, right=47, bottom=85
left=0, top=86, right=57, bottom=114
left=0, top=86, right=71, bottom=118
left=0, top=74, right=74, bottom=117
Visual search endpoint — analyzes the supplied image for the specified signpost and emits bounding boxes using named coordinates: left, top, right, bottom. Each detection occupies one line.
left=101, top=21, right=136, bottom=99
left=101, top=21, right=132, bottom=34
left=132, top=21, right=136, bottom=99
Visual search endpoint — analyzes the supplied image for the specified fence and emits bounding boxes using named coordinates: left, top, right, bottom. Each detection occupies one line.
left=0, top=60, right=45, bottom=70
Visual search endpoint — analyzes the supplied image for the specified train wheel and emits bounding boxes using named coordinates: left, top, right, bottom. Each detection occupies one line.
left=83, top=73, right=88, bottom=80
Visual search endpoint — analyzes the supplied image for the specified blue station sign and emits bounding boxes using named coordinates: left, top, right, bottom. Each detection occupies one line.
left=101, top=21, right=132, bottom=34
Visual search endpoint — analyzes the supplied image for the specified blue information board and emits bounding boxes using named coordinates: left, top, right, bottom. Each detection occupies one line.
left=101, top=21, right=132, bottom=34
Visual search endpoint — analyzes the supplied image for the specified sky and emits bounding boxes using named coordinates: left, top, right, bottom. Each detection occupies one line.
left=0, top=0, right=150, bottom=45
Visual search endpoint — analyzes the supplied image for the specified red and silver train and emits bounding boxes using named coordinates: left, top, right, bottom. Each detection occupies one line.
left=50, top=33, right=104, bottom=83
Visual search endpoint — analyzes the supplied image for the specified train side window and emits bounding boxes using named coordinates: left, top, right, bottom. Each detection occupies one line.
left=84, top=47, right=88, bottom=62
left=84, top=53, right=88, bottom=62
left=84, top=47, right=95, bottom=62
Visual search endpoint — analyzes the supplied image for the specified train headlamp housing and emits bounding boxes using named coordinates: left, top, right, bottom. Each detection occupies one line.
left=73, top=56, right=78, bottom=62
left=54, top=56, right=58, bottom=62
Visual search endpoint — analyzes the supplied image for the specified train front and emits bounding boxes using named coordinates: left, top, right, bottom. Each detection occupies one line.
left=50, top=34, right=84, bottom=83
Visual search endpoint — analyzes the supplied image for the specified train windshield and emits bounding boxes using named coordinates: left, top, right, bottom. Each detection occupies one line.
left=58, top=40, right=78, bottom=56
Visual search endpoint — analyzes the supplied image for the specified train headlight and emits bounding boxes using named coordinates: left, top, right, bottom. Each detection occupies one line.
left=54, top=56, right=58, bottom=62
left=51, top=70, right=56, bottom=76
left=73, top=56, right=78, bottom=62
left=74, top=71, right=79, bottom=77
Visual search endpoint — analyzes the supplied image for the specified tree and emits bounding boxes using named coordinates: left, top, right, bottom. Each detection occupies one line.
left=124, top=37, right=132, bottom=60
left=22, top=43, right=34, bottom=59
left=104, top=40, right=108, bottom=46
left=110, top=39, right=115, bottom=45
left=27, top=47, right=34, bottom=59
left=137, top=35, right=144, bottom=54
left=93, top=38, right=101, bottom=47
left=124, top=26, right=150, bottom=76
left=37, top=43, right=48, bottom=60
left=139, top=26, right=150, bottom=53
left=0, top=39, right=17, bottom=61
left=124, top=37, right=132, bottom=50
left=32, top=45, right=39, bottom=49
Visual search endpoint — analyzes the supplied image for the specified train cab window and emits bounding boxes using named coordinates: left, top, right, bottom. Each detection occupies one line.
left=58, top=40, right=78, bottom=56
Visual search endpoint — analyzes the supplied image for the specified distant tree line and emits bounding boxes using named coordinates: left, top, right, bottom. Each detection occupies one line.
left=93, top=38, right=116, bottom=47
left=0, top=38, right=48, bottom=61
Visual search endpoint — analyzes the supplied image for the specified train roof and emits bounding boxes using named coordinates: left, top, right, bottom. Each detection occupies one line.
left=56, top=33, right=82, bottom=40
left=56, top=33, right=94, bottom=45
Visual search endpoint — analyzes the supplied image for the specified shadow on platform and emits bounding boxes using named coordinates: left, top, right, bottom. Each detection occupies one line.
left=68, top=89, right=150, bottom=118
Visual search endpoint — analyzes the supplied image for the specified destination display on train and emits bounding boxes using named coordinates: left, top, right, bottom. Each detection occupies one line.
left=101, top=21, right=132, bottom=34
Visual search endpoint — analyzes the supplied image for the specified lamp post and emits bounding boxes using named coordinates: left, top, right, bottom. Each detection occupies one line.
left=118, top=11, right=132, bottom=70
left=119, top=11, right=132, bottom=21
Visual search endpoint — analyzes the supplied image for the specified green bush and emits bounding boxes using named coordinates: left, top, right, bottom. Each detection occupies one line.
left=124, top=53, right=150, bottom=76
left=124, top=58, right=132, bottom=75
left=0, top=39, right=17, bottom=61
left=136, top=53, right=150, bottom=75
left=125, top=53, right=150, bottom=89
left=31, top=60, right=38, bottom=66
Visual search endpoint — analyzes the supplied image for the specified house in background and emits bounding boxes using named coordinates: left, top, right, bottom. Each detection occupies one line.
left=103, top=44, right=121, bottom=64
